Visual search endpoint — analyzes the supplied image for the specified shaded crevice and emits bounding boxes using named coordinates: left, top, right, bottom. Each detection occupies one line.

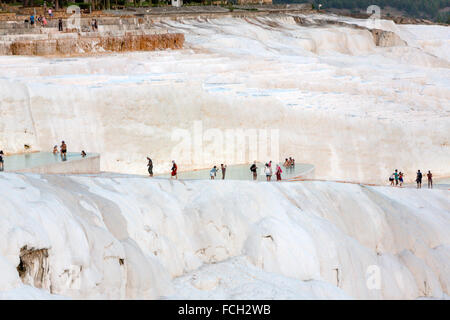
left=17, top=246, right=51, bottom=290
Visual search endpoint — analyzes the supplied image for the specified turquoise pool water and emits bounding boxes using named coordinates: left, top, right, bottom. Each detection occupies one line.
left=156, top=163, right=314, bottom=181
left=2, top=152, right=95, bottom=172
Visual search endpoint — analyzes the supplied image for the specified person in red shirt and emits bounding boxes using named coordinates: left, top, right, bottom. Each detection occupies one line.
left=171, top=160, right=178, bottom=179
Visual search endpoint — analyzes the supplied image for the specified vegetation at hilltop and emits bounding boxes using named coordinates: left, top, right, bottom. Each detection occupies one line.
left=275, top=0, right=450, bottom=23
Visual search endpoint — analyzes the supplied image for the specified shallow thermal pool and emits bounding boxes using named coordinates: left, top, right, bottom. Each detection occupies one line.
left=2, top=152, right=95, bottom=172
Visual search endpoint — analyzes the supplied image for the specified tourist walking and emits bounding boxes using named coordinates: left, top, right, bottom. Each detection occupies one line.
left=250, top=161, right=258, bottom=181
left=58, top=18, right=63, bottom=32
left=276, top=164, right=282, bottom=181
left=264, top=163, right=272, bottom=181
left=53, top=145, right=58, bottom=154
left=60, top=141, right=67, bottom=161
left=221, top=164, right=226, bottom=180
left=210, top=166, right=218, bottom=180
left=171, top=160, right=178, bottom=179
left=427, top=171, right=433, bottom=189
left=389, top=173, right=394, bottom=186
left=0, top=150, right=4, bottom=172
left=399, top=172, right=404, bottom=187
left=283, top=158, right=290, bottom=167
left=48, top=9, right=53, bottom=19
left=416, top=170, right=422, bottom=189
left=81, top=150, right=87, bottom=158
left=147, top=157, right=153, bottom=177
left=394, top=169, right=399, bottom=186
left=30, top=15, right=35, bottom=27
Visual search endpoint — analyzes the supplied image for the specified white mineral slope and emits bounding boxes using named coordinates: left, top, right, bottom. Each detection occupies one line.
left=0, top=172, right=449, bottom=299
left=0, top=16, right=449, bottom=184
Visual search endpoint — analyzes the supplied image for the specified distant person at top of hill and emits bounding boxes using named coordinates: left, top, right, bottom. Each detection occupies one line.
left=0, top=150, right=4, bottom=171
left=427, top=171, right=433, bottom=189
left=416, top=170, right=422, bottom=189
left=60, top=141, right=67, bottom=161
left=147, top=157, right=153, bottom=177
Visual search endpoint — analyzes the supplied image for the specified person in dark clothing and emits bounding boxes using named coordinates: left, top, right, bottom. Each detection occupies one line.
left=0, top=150, right=4, bottom=171
left=58, top=19, right=63, bottom=32
left=147, top=157, right=153, bottom=177
left=81, top=150, right=87, bottom=158
left=250, top=161, right=258, bottom=181
left=221, top=164, right=226, bottom=180
left=427, top=171, right=433, bottom=189
left=416, top=170, right=422, bottom=189
left=60, top=141, right=67, bottom=161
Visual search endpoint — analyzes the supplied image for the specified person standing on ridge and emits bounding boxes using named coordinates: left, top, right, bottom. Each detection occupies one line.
left=0, top=150, right=4, bottom=172
left=60, top=141, right=67, bottom=161
left=171, top=160, right=178, bottom=179
left=276, top=164, right=282, bottom=181
left=210, top=166, right=218, bottom=180
left=250, top=161, right=258, bottom=181
left=427, top=171, right=433, bottom=189
left=264, top=163, right=272, bottom=181
left=221, top=164, right=226, bottom=180
left=394, top=169, right=399, bottom=186
left=58, top=18, right=63, bottom=32
left=147, top=157, right=153, bottom=177
left=416, top=170, right=423, bottom=189
left=389, top=173, right=394, bottom=186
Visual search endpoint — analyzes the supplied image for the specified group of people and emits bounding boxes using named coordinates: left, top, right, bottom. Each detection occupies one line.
left=283, top=157, right=296, bottom=169
left=147, top=157, right=179, bottom=179
left=210, top=164, right=227, bottom=180
left=53, top=141, right=68, bottom=161
left=261, top=161, right=283, bottom=181
left=389, top=169, right=433, bottom=189
left=28, top=7, right=53, bottom=28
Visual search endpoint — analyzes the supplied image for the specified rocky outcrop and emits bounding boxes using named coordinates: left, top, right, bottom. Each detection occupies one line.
left=293, top=16, right=407, bottom=47
left=4, top=32, right=184, bottom=56
left=370, top=28, right=406, bottom=47
left=17, top=246, right=51, bottom=291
